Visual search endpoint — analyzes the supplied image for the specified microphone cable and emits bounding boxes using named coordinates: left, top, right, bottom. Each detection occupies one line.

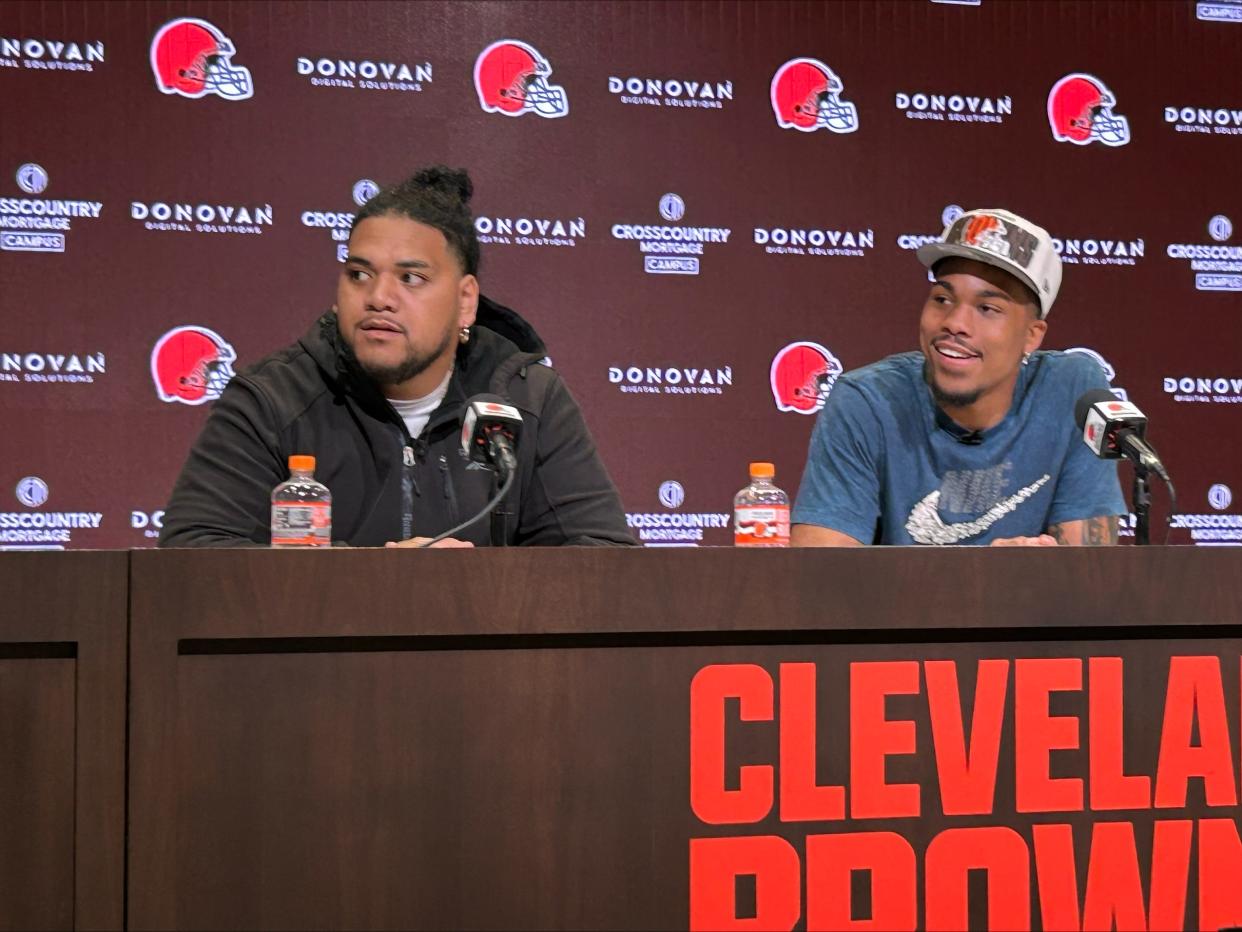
left=417, top=466, right=516, bottom=548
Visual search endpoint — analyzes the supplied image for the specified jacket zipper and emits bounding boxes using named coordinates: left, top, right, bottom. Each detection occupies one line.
left=402, top=440, right=418, bottom=540
left=438, top=454, right=460, bottom=525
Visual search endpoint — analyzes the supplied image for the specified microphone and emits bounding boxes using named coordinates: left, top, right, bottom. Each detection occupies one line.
left=460, top=394, right=522, bottom=480
left=1073, top=389, right=1169, bottom=480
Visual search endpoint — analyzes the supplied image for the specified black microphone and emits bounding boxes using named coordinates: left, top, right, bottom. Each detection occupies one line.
left=460, top=394, right=522, bottom=480
left=1073, top=389, right=1169, bottom=480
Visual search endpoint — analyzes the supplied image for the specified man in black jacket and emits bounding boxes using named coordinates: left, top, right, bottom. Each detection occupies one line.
left=159, top=166, right=635, bottom=548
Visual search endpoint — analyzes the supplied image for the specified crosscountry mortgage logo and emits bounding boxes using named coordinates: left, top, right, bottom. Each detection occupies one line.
left=611, top=194, right=731, bottom=275
left=16, top=476, right=49, bottom=508
left=1, top=477, right=102, bottom=549
left=659, top=481, right=685, bottom=509
left=17, top=163, right=47, bottom=194
left=897, top=205, right=964, bottom=269
left=1209, top=484, right=1233, bottom=510
left=150, top=18, right=252, bottom=100
left=1169, top=505, right=1242, bottom=544
left=302, top=180, right=372, bottom=260
left=626, top=483, right=729, bottom=547
left=296, top=54, right=430, bottom=93
left=0, top=164, right=102, bottom=253
left=660, top=194, right=685, bottom=222
left=1165, top=215, right=1242, bottom=292
left=1197, top=1, right=1242, bottom=23
left=353, top=179, right=379, bottom=206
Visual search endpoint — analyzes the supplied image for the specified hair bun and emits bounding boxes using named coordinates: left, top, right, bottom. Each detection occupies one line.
left=408, top=165, right=473, bottom=204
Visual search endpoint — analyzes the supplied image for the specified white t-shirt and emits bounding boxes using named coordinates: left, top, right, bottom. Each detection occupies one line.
left=387, top=366, right=453, bottom=439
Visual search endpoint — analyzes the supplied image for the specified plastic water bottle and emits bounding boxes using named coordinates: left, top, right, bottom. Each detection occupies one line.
left=270, top=455, right=332, bottom=548
left=734, top=462, right=790, bottom=547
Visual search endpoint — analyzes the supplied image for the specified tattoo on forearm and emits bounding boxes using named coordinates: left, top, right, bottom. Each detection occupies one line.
left=1047, top=516, right=1119, bottom=545
left=1085, top=515, right=1119, bottom=545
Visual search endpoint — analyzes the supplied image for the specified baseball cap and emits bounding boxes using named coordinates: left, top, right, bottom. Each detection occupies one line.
left=916, top=208, right=1062, bottom=318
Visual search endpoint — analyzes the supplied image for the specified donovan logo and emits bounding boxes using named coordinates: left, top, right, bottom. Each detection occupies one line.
left=150, top=18, right=253, bottom=100
left=151, top=326, right=237, bottom=405
left=770, top=58, right=858, bottom=133
left=474, top=40, right=567, bottom=118
left=770, top=342, right=843, bottom=414
left=1047, top=73, right=1130, bottom=146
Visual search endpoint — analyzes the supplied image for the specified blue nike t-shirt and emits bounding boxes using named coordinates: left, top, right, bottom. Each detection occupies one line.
left=792, top=350, right=1127, bottom=545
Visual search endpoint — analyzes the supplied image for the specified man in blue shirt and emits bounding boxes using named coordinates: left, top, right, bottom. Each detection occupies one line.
left=792, top=208, right=1125, bottom=547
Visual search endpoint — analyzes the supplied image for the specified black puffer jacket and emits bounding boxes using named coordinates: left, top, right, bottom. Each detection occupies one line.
left=159, top=296, right=636, bottom=547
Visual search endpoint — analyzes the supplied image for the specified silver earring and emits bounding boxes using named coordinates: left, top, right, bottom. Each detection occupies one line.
left=1022, top=352, right=1031, bottom=365
left=459, top=327, right=471, bottom=344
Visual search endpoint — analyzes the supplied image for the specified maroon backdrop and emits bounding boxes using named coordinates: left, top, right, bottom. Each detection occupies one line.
left=2, top=0, right=1240, bottom=550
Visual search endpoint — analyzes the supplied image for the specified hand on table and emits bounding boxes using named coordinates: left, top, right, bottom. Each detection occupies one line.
left=989, top=535, right=1058, bottom=547
left=385, top=537, right=475, bottom=549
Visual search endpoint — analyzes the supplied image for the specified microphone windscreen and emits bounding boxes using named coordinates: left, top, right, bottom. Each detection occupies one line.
left=1074, top=389, right=1115, bottom=430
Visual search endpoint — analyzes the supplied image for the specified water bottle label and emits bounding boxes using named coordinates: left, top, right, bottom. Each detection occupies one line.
left=271, top=501, right=332, bottom=547
left=734, top=505, right=790, bottom=546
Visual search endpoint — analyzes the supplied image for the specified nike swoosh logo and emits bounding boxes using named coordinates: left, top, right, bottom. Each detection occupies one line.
left=905, top=474, right=1051, bottom=545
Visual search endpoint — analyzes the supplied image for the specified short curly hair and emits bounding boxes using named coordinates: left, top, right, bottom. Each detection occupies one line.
left=351, top=165, right=480, bottom=277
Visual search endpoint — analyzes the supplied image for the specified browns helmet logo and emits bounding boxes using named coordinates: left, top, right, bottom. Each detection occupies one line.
left=150, top=18, right=252, bottom=100
left=770, top=341, right=843, bottom=414
left=1047, top=73, right=1130, bottom=146
left=151, top=325, right=237, bottom=405
left=770, top=58, right=858, bottom=134
left=474, top=39, right=568, bottom=118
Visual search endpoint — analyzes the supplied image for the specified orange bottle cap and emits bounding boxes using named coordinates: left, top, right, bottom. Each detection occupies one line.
left=288, top=454, right=316, bottom=472
left=749, top=462, right=775, bottom=478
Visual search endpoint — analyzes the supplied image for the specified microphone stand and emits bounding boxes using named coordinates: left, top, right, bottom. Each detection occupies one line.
left=489, top=468, right=512, bottom=547
left=1132, top=465, right=1151, bottom=546
left=487, top=439, right=517, bottom=548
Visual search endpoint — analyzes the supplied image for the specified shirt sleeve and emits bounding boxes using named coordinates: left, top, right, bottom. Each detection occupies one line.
left=1046, top=360, right=1128, bottom=527
left=791, top=381, right=883, bottom=543
left=516, top=372, right=637, bottom=547
left=158, top=376, right=287, bottom=548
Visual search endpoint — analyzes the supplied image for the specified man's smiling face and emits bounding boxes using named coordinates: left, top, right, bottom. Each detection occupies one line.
left=918, top=257, right=1047, bottom=426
